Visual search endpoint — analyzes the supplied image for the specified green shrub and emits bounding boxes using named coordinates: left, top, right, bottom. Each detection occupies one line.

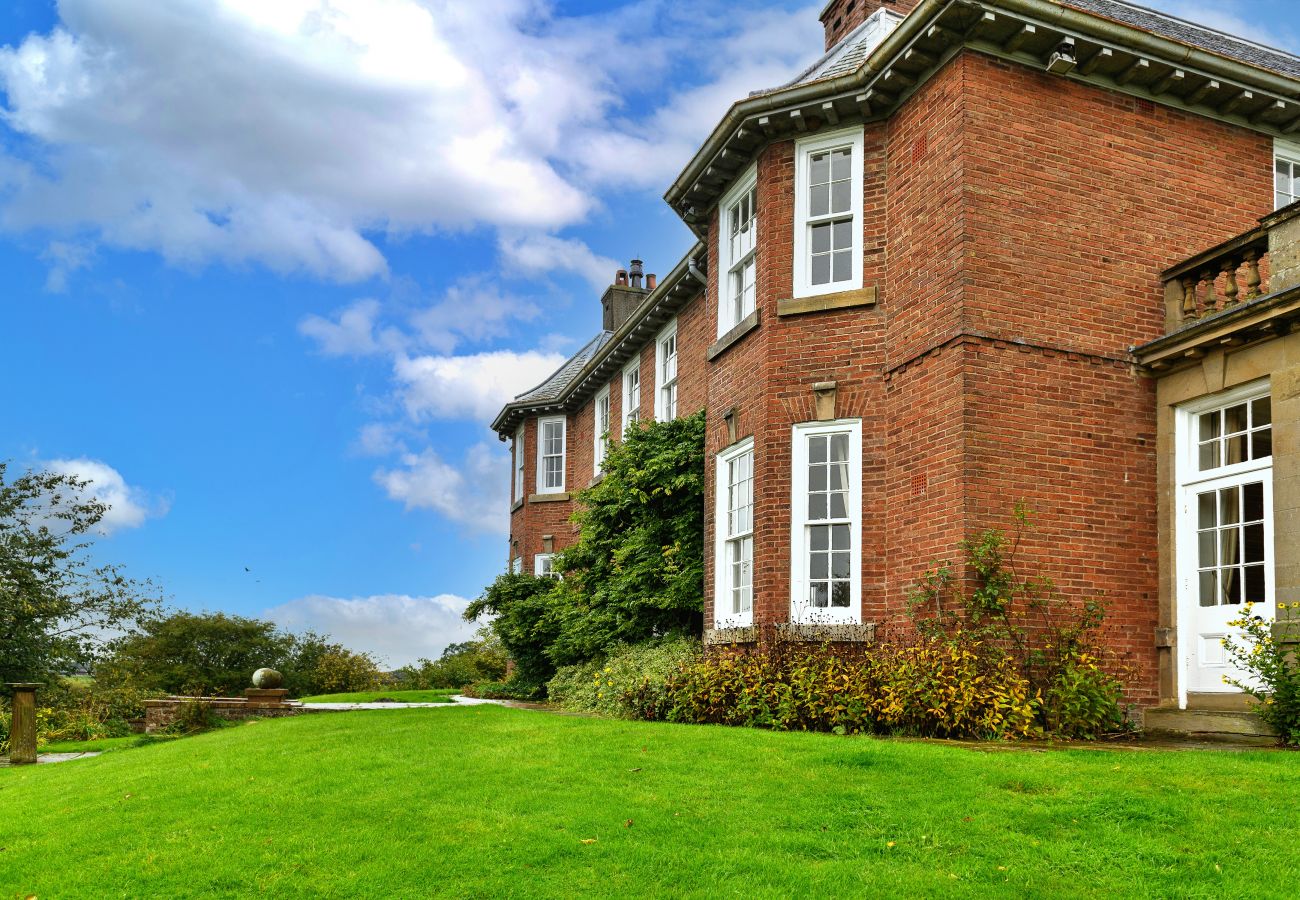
left=396, top=628, right=508, bottom=689
left=1042, top=651, right=1126, bottom=738
left=547, top=636, right=701, bottom=718
left=166, top=699, right=221, bottom=735
left=659, top=636, right=1040, bottom=739
left=1223, top=602, right=1300, bottom=746
left=461, top=679, right=543, bottom=702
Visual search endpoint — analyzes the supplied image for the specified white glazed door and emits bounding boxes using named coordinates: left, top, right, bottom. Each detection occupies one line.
left=1180, top=470, right=1274, bottom=695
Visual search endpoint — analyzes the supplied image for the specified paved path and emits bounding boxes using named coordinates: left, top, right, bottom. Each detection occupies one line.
left=301, top=696, right=506, bottom=711
left=0, top=751, right=101, bottom=767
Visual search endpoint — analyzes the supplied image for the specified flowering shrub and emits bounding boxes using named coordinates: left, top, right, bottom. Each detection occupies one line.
left=547, top=637, right=701, bottom=718
left=654, top=636, right=1040, bottom=739
left=1223, top=602, right=1300, bottom=746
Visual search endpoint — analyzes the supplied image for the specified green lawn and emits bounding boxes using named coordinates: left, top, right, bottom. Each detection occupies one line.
left=39, top=735, right=152, bottom=754
left=2, top=707, right=1297, bottom=897
left=298, top=688, right=457, bottom=703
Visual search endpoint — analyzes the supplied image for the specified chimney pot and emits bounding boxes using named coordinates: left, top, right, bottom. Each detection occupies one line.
left=616, top=268, right=628, bottom=286
left=629, top=258, right=644, bottom=289
left=646, top=273, right=657, bottom=291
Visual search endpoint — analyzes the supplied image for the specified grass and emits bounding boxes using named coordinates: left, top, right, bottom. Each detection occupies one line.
left=2, top=707, right=1298, bottom=897
left=39, top=735, right=149, bottom=754
left=297, top=688, right=457, bottom=704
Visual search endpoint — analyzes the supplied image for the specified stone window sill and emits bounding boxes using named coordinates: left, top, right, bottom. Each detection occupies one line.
left=528, top=492, right=571, bottom=504
left=775, top=622, right=876, bottom=643
left=777, top=285, right=878, bottom=317
left=706, top=310, right=760, bottom=361
left=510, top=497, right=525, bottom=513
left=704, top=626, right=757, bottom=646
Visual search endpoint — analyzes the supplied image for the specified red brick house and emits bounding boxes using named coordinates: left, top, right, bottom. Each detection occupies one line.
left=492, top=0, right=1300, bottom=730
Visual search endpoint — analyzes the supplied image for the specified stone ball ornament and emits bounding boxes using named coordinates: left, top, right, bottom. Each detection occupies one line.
left=251, top=668, right=284, bottom=689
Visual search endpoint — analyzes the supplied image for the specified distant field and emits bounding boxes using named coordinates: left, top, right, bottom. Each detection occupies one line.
left=3, top=705, right=1299, bottom=897
left=298, top=689, right=457, bottom=704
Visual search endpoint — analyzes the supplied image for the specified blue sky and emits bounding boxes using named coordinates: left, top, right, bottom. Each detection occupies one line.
left=1, top=1, right=1295, bottom=666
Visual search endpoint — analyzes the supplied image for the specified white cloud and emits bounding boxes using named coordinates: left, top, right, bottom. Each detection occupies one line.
left=373, top=442, right=509, bottom=535
left=298, top=298, right=395, bottom=357
left=0, top=1, right=827, bottom=284
left=264, top=592, right=479, bottom=668
left=44, top=457, right=168, bottom=535
left=498, top=233, right=620, bottom=292
left=393, top=349, right=565, bottom=422
left=408, top=278, right=542, bottom=354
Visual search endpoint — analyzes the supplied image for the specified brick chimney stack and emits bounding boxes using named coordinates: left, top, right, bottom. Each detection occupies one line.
left=601, top=259, right=655, bottom=332
left=819, top=0, right=919, bottom=51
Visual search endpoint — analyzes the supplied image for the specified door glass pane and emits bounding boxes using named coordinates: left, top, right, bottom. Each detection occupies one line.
left=1245, top=564, right=1266, bottom=603
left=1253, top=429, right=1272, bottom=460
left=1222, top=568, right=1242, bottom=605
left=1244, top=523, right=1265, bottom=563
left=1198, top=492, right=1217, bottom=528
left=1199, top=570, right=1217, bottom=607
left=1198, top=530, right=1216, bottom=567
left=1220, top=529, right=1240, bottom=565
left=1253, top=397, right=1271, bottom=426
left=1220, top=487, right=1240, bottom=525
left=1244, top=481, right=1264, bottom=522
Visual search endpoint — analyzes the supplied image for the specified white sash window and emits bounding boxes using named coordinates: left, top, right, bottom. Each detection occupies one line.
left=594, top=386, right=611, bottom=474
left=790, top=420, right=861, bottom=623
left=793, top=127, right=863, bottom=299
left=622, top=361, right=641, bottom=432
left=656, top=319, right=678, bottom=422
left=714, top=438, right=755, bottom=626
left=537, top=416, right=566, bottom=494
left=718, top=166, right=758, bottom=335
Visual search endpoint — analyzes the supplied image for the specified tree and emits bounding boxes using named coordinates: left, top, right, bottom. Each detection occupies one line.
left=98, top=611, right=296, bottom=696
left=466, top=411, right=706, bottom=690
left=284, top=633, right=381, bottom=696
left=0, top=461, right=158, bottom=683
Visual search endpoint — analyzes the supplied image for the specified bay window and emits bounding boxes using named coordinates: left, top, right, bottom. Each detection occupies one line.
left=537, top=416, right=566, bottom=494
left=790, top=420, right=862, bottom=623
left=718, top=166, right=758, bottom=335
left=793, top=127, right=863, bottom=299
left=714, top=438, right=755, bottom=626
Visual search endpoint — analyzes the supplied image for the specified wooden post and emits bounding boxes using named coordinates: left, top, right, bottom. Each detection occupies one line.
left=6, top=683, right=42, bottom=765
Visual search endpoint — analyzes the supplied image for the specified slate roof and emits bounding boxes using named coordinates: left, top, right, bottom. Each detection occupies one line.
left=1059, top=0, right=1300, bottom=80
left=763, top=0, right=1300, bottom=99
left=512, top=331, right=613, bottom=405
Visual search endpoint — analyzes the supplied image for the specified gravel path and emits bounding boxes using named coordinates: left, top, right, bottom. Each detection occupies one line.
left=300, top=696, right=506, bottom=711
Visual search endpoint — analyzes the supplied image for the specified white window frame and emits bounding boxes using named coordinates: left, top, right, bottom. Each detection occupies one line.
left=513, top=424, right=525, bottom=503
left=714, top=438, right=755, bottom=628
left=622, top=359, right=641, bottom=434
left=655, top=318, right=679, bottom=422
left=1275, top=139, right=1300, bottom=210
left=790, top=419, right=862, bottom=624
left=1174, top=379, right=1274, bottom=707
left=792, top=126, right=864, bottom=300
left=594, top=385, right=611, bottom=475
left=534, top=553, right=559, bottom=579
left=510, top=556, right=522, bottom=575
left=717, top=165, right=758, bottom=336
left=536, top=415, right=566, bottom=494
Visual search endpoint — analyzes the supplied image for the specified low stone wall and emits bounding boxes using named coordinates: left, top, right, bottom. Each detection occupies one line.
left=144, top=692, right=304, bottom=734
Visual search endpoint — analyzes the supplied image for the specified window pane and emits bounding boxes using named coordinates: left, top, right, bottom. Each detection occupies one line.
left=810, top=184, right=830, bottom=217
left=811, top=254, right=831, bottom=285
left=832, top=524, right=850, bottom=550
left=811, top=222, right=831, bottom=253
left=1221, top=529, right=1240, bottom=565
left=1198, top=442, right=1219, bottom=471
left=1225, top=403, right=1248, bottom=434
left=1220, top=486, right=1240, bottom=525
left=831, top=148, right=851, bottom=181
left=810, top=152, right=829, bottom=185
left=810, top=524, right=829, bottom=551
left=1198, top=492, right=1217, bottom=528
left=832, top=250, right=852, bottom=282
left=809, top=465, right=827, bottom=491
left=1244, top=481, right=1264, bottom=522
left=1222, top=567, right=1242, bottom=605
left=1199, top=412, right=1220, bottom=441
left=833, top=220, right=853, bottom=251
left=1253, top=397, right=1271, bottom=426
left=830, top=433, right=849, bottom=462
left=1244, top=523, right=1265, bottom=563
left=809, top=494, right=827, bottom=519
left=1198, top=530, right=1216, bottom=568
left=830, top=582, right=851, bottom=608
left=1253, top=428, right=1272, bottom=460
left=810, top=583, right=828, bottom=608
left=810, top=553, right=829, bottom=580
left=809, top=436, right=827, bottom=464
left=1245, top=564, right=1266, bottom=603
left=829, top=463, right=845, bottom=491
left=831, top=180, right=851, bottom=214
left=1226, top=434, right=1248, bottom=465
left=1199, top=570, right=1217, bottom=607
left=831, top=551, right=850, bottom=578
left=830, top=493, right=847, bottom=519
